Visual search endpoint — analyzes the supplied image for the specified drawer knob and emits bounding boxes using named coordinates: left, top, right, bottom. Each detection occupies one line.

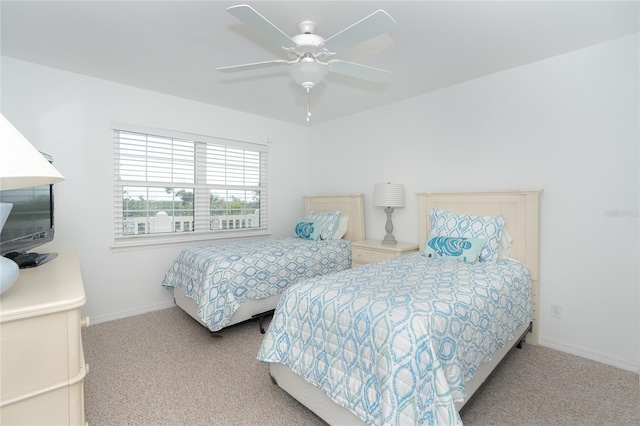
left=81, top=316, right=91, bottom=328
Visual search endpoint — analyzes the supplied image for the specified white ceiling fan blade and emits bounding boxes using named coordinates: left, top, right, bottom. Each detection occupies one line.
left=323, top=10, right=396, bottom=55
left=217, top=60, right=288, bottom=73
left=227, top=5, right=297, bottom=50
left=328, top=60, right=391, bottom=82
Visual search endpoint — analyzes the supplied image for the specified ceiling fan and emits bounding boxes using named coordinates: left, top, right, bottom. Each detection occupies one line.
left=218, top=4, right=397, bottom=121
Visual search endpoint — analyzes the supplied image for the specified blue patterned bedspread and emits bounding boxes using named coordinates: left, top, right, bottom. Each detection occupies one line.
left=162, top=238, right=351, bottom=331
left=258, top=254, right=531, bottom=425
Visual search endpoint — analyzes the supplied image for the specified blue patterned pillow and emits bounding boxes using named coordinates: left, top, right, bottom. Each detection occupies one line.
left=294, top=220, right=321, bottom=240
left=423, top=236, right=486, bottom=263
left=303, top=211, right=341, bottom=240
left=429, top=208, right=505, bottom=262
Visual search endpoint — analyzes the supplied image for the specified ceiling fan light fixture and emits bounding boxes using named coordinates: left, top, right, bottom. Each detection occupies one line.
left=289, top=56, right=328, bottom=90
left=219, top=5, right=397, bottom=120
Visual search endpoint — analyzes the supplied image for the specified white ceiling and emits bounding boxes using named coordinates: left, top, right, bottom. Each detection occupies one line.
left=1, top=1, right=638, bottom=126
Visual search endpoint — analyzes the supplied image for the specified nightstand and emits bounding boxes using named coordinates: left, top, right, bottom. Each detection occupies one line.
left=351, top=240, right=420, bottom=267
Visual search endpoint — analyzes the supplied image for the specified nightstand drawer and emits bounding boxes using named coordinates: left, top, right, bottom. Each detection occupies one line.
left=352, top=247, right=397, bottom=263
left=351, top=240, right=420, bottom=267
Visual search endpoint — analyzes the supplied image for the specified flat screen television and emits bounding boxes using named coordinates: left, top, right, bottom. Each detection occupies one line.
left=0, top=153, right=57, bottom=267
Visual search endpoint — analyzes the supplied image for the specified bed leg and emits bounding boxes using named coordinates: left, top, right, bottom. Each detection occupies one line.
left=252, top=309, right=275, bottom=334
left=259, top=316, right=268, bottom=334
left=516, top=322, right=534, bottom=349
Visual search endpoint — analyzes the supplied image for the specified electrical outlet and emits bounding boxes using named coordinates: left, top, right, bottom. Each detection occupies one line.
left=551, top=303, right=562, bottom=319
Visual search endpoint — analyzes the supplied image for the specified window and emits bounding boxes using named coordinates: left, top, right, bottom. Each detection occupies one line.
left=112, top=122, right=268, bottom=248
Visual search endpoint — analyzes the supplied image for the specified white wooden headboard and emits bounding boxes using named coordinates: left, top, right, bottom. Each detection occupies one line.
left=304, top=194, right=365, bottom=242
left=417, top=190, right=542, bottom=344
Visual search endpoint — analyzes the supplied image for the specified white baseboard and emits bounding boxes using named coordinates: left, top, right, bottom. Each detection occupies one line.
left=87, top=300, right=176, bottom=325
left=538, top=337, right=639, bottom=373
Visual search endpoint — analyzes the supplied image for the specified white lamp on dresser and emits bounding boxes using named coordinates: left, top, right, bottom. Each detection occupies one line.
left=373, top=182, right=405, bottom=245
left=0, top=114, right=64, bottom=294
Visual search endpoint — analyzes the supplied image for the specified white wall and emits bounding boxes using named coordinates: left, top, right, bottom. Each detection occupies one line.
left=1, top=57, right=310, bottom=323
left=306, top=35, right=639, bottom=372
left=2, top=34, right=637, bottom=372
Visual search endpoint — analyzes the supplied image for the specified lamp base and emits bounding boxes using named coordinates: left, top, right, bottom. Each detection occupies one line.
left=381, top=235, right=397, bottom=245
left=381, top=206, right=398, bottom=245
left=0, top=256, right=19, bottom=294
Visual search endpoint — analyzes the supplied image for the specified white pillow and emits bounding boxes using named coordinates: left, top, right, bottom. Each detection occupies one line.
left=332, top=215, right=349, bottom=239
left=497, top=228, right=513, bottom=259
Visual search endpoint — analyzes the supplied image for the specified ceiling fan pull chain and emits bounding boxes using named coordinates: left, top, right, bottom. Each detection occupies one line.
left=306, top=87, right=312, bottom=122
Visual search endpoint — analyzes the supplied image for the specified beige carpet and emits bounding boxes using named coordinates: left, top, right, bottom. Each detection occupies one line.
left=82, top=307, right=639, bottom=425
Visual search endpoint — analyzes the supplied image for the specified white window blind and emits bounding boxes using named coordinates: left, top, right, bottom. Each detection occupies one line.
left=113, top=122, right=268, bottom=247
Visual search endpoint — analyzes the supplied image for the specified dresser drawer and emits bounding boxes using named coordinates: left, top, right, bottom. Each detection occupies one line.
left=352, top=247, right=397, bottom=264
left=0, top=368, right=86, bottom=426
left=0, top=309, right=83, bottom=403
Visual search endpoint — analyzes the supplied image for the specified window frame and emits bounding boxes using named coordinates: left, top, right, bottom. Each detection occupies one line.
left=111, top=122, right=269, bottom=251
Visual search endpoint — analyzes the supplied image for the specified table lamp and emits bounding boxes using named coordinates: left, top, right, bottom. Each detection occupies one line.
left=373, top=182, right=405, bottom=245
left=0, top=114, right=65, bottom=294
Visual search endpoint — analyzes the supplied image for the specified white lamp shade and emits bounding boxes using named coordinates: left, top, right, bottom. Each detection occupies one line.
left=289, top=57, right=328, bottom=90
left=373, top=183, right=405, bottom=208
left=0, top=114, right=65, bottom=190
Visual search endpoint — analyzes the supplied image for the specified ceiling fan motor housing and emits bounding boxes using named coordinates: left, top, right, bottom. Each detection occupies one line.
left=292, top=33, right=325, bottom=54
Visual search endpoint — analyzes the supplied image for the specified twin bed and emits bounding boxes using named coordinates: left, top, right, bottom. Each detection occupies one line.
left=259, top=190, right=541, bottom=425
left=163, top=190, right=541, bottom=424
left=163, top=194, right=365, bottom=332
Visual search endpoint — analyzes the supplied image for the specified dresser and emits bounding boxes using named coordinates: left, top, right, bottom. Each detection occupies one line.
left=351, top=240, right=420, bottom=267
left=0, top=248, right=88, bottom=425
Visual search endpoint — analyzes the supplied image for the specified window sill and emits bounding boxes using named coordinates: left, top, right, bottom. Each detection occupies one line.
left=111, top=229, right=271, bottom=252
